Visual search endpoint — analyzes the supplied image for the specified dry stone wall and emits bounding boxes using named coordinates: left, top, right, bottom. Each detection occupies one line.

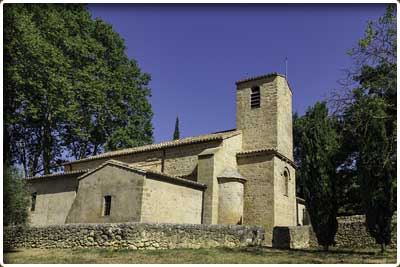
left=310, top=213, right=397, bottom=248
left=273, top=214, right=397, bottom=249
left=4, top=223, right=265, bottom=250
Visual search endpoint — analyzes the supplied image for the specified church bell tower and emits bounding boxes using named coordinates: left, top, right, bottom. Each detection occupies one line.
left=235, top=73, right=296, bottom=245
left=236, top=73, right=293, bottom=161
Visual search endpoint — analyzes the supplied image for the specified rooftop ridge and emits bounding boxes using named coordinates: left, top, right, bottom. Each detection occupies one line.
left=24, top=169, right=91, bottom=180
left=235, top=72, right=286, bottom=85
left=62, top=130, right=241, bottom=166
left=77, top=159, right=207, bottom=190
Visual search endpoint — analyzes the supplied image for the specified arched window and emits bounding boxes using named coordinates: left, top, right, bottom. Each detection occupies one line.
left=283, top=168, right=290, bottom=196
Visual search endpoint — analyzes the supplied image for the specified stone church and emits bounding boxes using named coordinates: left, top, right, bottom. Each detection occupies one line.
left=26, top=73, right=305, bottom=244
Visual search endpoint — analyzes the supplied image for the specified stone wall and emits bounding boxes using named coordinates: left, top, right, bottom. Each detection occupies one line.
left=273, top=226, right=310, bottom=249
left=217, top=178, right=245, bottom=225
left=236, top=76, right=278, bottom=151
left=275, top=76, right=293, bottom=161
left=140, top=177, right=203, bottom=224
left=274, top=213, right=397, bottom=249
left=309, top=213, right=397, bottom=248
left=3, top=223, right=265, bottom=250
left=237, top=153, right=275, bottom=245
left=296, top=201, right=308, bottom=226
left=69, top=141, right=222, bottom=180
left=273, top=157, right=296, bottom=227
left=28, top=175, right=79, bottom=226
left=65, top=163, right=145, bottom=224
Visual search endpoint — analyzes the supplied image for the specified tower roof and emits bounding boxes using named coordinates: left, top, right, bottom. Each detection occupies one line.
left=235, top=72, right=293, bottom=93
left=235, top=72, right=286, bottom=85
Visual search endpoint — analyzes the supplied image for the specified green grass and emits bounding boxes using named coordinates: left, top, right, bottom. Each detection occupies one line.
left=3, top=246, right=397, bottom=264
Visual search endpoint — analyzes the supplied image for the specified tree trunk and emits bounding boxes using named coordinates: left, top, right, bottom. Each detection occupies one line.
left=323, top=245, right=329, bottom=251
left=380, top=243, right=385, bottom=253
left=42, top=124, right=52, bottom=174
left=3, top=125, right=11, bottom=164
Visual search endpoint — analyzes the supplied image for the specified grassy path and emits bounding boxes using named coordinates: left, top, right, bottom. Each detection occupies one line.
left=3, top=246, right=397, bottom=264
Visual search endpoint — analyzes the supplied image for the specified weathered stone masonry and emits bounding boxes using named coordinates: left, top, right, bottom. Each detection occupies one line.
left=309, top=214, right=397, bottom=249
left=272, top=213, right=397, bottom=249
left=4, top=223, right=265, bottom=250
left=22, top=73, right=300, bottom=247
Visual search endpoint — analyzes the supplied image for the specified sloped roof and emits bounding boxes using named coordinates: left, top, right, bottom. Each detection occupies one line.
left=63, top=129, right=241, bottom=166
left=217, top=167, right=247, bottom=183
left=235, top=72, right=293, bottom=93
left=25, top=169, right=90, bottom=180
left=237, top=148, right=296, bottom=168
left=218, top=167, right=245, bottom=179
left=235, top=73, right=286, bottom=85
left=78, top=160, right=207, bottom=190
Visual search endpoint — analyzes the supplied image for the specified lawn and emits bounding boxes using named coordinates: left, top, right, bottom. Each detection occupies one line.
left=3, top=246, right=397, bottom=264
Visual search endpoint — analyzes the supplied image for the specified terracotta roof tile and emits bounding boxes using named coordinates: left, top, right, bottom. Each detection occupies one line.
left=24, top=169, right=90, bottom=180
left=235, top=73, right=285, bottom=85
left=63, top=130, right=241, bottom=166
left=237, top=148, right=296, bottom=168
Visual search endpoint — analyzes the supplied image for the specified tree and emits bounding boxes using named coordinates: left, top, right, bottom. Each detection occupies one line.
left=335, top=4, right=396, bottom=252
left=3, top=163, right=30, bottom=226
left=4, top=4, right=153, bottom=175
left=294, top=113, right=363, bottom=216
left=296, top=102, right=339, bottom=250
left=347, top=94, right=393, bottom=252
left=173, top=116, right=180, bottom=140
left=293, top=112, right=305, bottom=198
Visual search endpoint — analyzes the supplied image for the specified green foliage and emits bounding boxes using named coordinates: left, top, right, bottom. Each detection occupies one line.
left=339, top=4, right=396, bottom=251
left=348, top=95, right=393, bottom=251
left=350, top=5, right=395, bottom=252
left=296, top=102, right=339, bottom=250
left=293, top=112, right=305, bottom=198
left=173, top=117, right=180, bottom=140
left=3, top=163, right=30, bottom=226
left=4, top=4, right=153, bottom=175
left=347, top=4, right=396, bottom=64
left=296, top=4, right=395, bottom=251
left=294, top=113, right=363, bottom=216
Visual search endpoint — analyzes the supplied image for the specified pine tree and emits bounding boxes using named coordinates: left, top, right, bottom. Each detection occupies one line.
left=173, top=116, right=180, bottom=140
left=297, top=102, right=339, bottom=251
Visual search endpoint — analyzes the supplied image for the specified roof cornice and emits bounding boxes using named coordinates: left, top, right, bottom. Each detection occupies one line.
left=236, top=148, right=296, bottom=169
left=24, top=169, right=91, bottom=180
left=235, top=72, right=285, bottom=85
left=235, top=73, right=293, bottom=94
left=63, top=130, right=241, bottom=166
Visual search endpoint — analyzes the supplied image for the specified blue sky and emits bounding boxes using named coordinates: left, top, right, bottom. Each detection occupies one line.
left=88, top=4, right=387, bottom=143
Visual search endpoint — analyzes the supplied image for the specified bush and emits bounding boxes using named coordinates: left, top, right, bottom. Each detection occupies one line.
left=3, top=163, right=30, bottom=226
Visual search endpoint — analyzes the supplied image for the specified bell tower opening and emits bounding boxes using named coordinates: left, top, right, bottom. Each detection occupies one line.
left=236, top=73, right=293, bottom=160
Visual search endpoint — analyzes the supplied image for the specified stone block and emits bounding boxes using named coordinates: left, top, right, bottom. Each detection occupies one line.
left=272, top=226, right=310, bottom=249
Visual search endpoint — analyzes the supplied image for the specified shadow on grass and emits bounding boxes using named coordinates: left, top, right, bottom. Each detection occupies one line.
left=218, top=245, right=384, bottom=257
left=288, top=248, right=377, bottom=256
left=3, top=248, right=22, bottom=253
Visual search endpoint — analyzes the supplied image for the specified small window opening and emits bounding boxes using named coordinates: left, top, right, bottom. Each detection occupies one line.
left=251, top=86, right=261, bottom=108
left=283, top=169, right=289, bottom=196
left=103, top=195, right=112, bottom=216
left=31, top=192, right=37, bottom=211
